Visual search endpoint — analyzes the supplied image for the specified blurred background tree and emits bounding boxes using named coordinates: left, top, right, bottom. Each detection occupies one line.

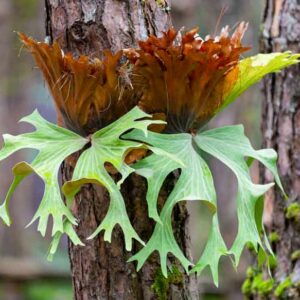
left=250, top=0, right=300, bottom=299
left=0, top=0, right=267, bottom=299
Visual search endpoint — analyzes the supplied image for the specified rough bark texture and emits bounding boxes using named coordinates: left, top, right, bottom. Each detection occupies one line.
left=45, top=1, right=199, bottom=299
left=257, top=0, right=300, bottom=298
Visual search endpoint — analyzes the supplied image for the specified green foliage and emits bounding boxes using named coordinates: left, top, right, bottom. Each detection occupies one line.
left=62, top=107, right=164, bottom=251
left=242, top=278, right=252, bottom=296
left=286, top=203, right=300, bottom=221
left=268, top=232, right=280, bottom=243
left=291, top=250, right=300, bottom=262
left=155, top=0, right=166, bottom=7
left=246, top=242, right=256, bottom=252
left=0, top=110, right=87, bottom=240
left=124, top=129, right=225, bottom=283
left=124, top=124, right=282, bottom=285
left=268, top=255, right=278, bottom=270
left=151, top=266, right=183, bottom=300
left=24, top=280, right=72, bottom=300
left=242, top=268, right=274, bottom=297
left=0, top=107, right=163, bottom=258
left=274, top=277, right=292, bottom=298
left=243, top=269, right=295, bottom=298
left=246, top=267, right=255, bottom=278
left=252, top=274, right=274, bottom=295
left=1, top=50, right=299, bottom=286
left=0, top=108, right=284, bottom=286
left=220, top=52, right=300, bottom=111
left=194, top=126, right=283, bottom=266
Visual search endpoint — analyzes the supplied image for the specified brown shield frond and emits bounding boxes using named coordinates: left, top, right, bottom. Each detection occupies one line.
left=125, top=23, right=250, bottom=133
left=20, top=33, right=137, bottom=135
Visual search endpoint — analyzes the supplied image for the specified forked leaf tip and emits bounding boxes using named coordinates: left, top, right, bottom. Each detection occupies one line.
left=19, top=109, right=40, bottom=124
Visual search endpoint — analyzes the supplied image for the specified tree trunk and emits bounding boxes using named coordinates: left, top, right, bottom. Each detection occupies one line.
left=45, top=1, right=199, bottom=299
left=256, top=0, right=300, bottom=299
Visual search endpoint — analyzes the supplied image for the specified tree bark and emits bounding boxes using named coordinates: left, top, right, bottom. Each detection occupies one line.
left=256, top=0, right=300, bottom=299
left=45, top=1, right=199, bottom=299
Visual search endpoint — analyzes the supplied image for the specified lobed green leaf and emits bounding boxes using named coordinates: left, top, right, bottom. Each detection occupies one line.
left=0, top=110, right=87, bottom=239
left=124, top=130, right=224, bottom=280
left=125, top=124, right=283, bottom=286
left=0, top=105, right=287, bottom=285
left=220, top=52, right=300, bottom=111
left=62, top=107, right=165, bottom=251
left=0, top=107, right=164, bottom=257
left=194, top=125, right=284, bottom=268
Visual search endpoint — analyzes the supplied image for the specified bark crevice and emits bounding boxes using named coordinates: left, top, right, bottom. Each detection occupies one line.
left=256, top=1, right=300, bottom=298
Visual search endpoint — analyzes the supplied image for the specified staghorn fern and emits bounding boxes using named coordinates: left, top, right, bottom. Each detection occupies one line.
left=0, top=25, right=299, bottom=286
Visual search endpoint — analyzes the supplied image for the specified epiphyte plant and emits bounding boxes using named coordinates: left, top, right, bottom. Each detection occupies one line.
left=0, top=23, right=299, bottom=286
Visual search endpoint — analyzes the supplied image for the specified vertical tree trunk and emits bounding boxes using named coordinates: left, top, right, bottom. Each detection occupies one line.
left=258, top=0, right=300, bottom=298
left=45, top=1, right=199, bottom=299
